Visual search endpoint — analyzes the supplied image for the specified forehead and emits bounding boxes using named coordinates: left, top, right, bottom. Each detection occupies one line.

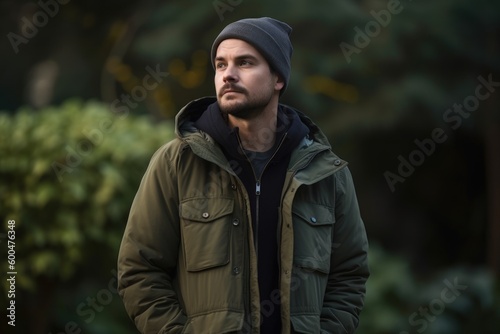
left=215, top=39, right=264, bottom=59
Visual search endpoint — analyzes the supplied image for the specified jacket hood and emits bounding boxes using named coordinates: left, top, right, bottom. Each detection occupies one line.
left=175, top=97, right=331, bottom=158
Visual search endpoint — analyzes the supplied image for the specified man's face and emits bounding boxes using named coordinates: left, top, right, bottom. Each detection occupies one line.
left=214, top=39, right=284, bottom=119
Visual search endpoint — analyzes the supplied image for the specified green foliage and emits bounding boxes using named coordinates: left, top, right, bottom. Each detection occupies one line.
left=0, top=100, right=173, bottom=290
left=358, top=245, right=417, bottom=333
left=359, top=244, right=500, bottom=334
left=120, top=0, right=500, bottom=135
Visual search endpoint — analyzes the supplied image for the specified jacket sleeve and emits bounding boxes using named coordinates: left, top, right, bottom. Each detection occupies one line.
left=320, top=167, right=370, bottom=334
left=117, top=143, right=187, bottom=334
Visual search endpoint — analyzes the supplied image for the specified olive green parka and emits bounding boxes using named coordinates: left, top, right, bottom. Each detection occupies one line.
left=117, top=97, right=370, bottom=334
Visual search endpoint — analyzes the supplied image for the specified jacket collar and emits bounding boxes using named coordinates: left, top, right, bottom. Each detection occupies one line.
left=176, top=97, right=315, bottom=162
left=175, top=97, right=346, bottom=179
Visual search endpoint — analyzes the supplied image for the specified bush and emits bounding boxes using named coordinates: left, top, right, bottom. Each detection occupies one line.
left=0, top=99, right=173, bottom=291
left=359, top=244, right=500, bottom=334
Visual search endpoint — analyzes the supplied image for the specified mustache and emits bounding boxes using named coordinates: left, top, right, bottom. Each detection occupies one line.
left=218, top=84, right=247, bottom=96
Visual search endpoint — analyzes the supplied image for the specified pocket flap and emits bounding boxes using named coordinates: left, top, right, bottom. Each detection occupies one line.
left=292, top=203, right=334, bottom=226
left=181, top=197, right=234, bottom=222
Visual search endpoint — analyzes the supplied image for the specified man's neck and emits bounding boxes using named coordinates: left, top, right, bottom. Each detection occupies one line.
left=228, top=105, right=278, bottom=152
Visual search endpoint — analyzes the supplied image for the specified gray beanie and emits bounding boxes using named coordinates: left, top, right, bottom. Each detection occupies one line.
left=211, top=17, right=293, bottom=94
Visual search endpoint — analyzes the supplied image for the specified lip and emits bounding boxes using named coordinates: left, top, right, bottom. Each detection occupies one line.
left=220, top=85, right=245, bottom=96
left=223, top=90, right=241, bottom=95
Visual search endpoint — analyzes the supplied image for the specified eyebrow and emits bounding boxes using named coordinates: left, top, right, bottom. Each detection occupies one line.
left=215, top=54, right=260, bottom=62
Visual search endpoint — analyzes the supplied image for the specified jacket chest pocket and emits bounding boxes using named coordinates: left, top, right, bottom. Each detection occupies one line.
left=292, top=203, right=334, bottom=274
left=180, top=197, right=234, bottom=272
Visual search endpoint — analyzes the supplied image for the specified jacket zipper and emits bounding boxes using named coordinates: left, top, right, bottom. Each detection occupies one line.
left=237, top=133, right=287, bottom=257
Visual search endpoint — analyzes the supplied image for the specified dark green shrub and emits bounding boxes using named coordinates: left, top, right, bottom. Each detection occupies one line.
left=0, top=99, right=173, bottom=290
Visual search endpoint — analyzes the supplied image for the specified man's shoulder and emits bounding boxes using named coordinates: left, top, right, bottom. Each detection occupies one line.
left=149, top=137, right=187, bottom=163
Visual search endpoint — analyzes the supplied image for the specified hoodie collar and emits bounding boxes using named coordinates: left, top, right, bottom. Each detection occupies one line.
left=191, top=99, right=310, bottom=162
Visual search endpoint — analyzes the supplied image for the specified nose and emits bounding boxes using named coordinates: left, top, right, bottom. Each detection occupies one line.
left=223, top=63, right=238, bottom=83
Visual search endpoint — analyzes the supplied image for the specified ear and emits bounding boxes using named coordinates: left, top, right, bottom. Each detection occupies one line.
left=274, top=74, right=285, bottom=91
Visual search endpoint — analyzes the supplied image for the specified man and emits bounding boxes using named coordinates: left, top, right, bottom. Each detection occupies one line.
left=118, top=17, right=369, bottom=334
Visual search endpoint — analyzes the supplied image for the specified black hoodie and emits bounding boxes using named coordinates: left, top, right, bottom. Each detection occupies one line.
left=195, top=101, right=309, bottom=333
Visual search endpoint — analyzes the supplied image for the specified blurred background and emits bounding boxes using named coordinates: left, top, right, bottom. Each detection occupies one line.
left=1, top=0, right=499, bottom=333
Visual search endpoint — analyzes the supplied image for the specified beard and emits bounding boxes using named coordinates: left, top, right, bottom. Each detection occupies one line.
left=217, top=83, right=274, bottom=120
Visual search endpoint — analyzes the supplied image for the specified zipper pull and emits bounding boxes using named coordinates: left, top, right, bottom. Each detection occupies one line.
left=255, top=180, right=261, bottom=195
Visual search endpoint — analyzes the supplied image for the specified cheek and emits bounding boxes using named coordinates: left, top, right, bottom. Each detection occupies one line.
left=214, top=74, right=223, bottom=89
left=257, top=71, right=277, bottom=88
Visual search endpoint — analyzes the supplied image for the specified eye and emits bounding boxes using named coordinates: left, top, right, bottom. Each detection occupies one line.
left=240, top=60, right=252, bottom=66
left=216, top=62, right=226, bottom=69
